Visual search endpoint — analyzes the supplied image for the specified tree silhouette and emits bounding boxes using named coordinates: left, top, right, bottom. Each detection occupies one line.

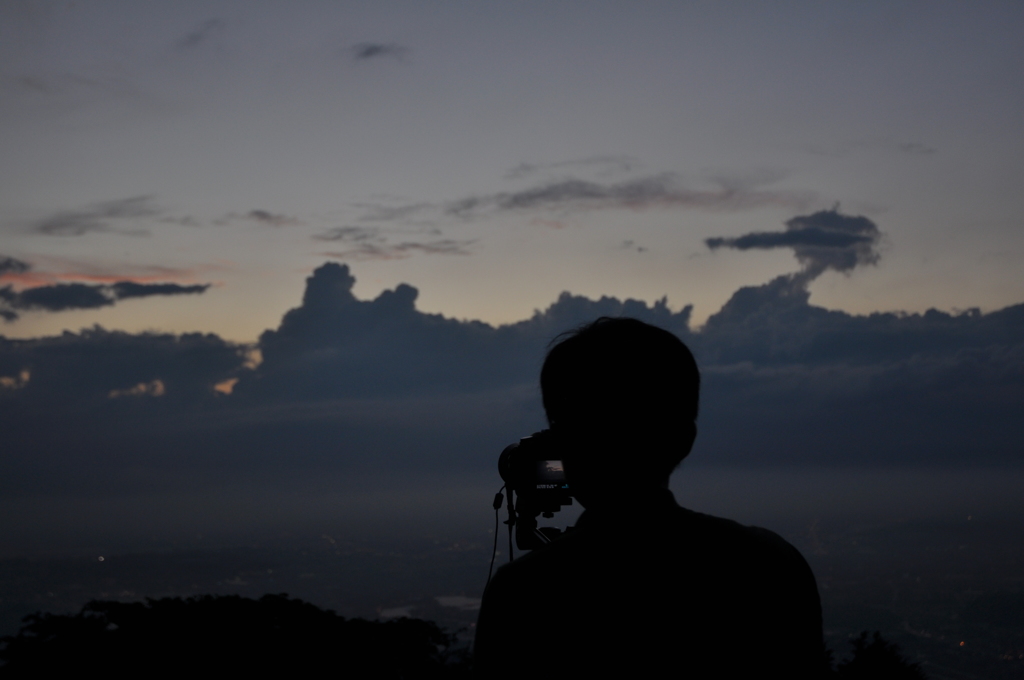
left=2, top=597, right=932, bottom=678
left=835, top=631, right=928, bottom=679
left=0, top=594, right=470, bottom=678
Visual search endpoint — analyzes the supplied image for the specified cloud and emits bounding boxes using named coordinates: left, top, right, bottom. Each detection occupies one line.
left=322, top=239, right=475, bottom=261
left=444, top=174, right=812, bottom=220
left=0, top=280, right=210, bottom=320
left=176, top=19, right=227, bottom=50
left=31, top=196, right=159, bottom=236
left=0, top=256, right=212, bottom=288
left=159, top=215, right=204, bottom=227
left=348, top=170, right=812, bottom=227
left=245, top=210, right=301, bottom=227
left=504, top=156, right=639, bottom=180
left=108, top=281, right=210, bottom=299
left=0, top=256, right=31, bottom=277
left=1, top=262, right=1023, bottom=503
left=108, top=379, right=166, bottom=399
left=313, top=226, right=384, bottom=243
left=0, top=251, right=194, bottom=314
left=706, top=207, right=882, bottom=279
left=1, top=72, right=153, bottom=111
left=351, top=43, right=408, bottom=62
left=899, top=142, right=936, bottom=155
left=190, top=263, right=1024, bottom=469
left=315, top=226, right=474, bottom=260
left=354, top=202, right=433, bottom=223
left=215, top=210, right=302, bottom=227
left=1, top=282, right=111, bottom=312
left=690, top=273, right=1024, bottom=464
left=242, top=264, right=690, bottom=406
left=706, top=228, right=871, bottom=252
left=0, top=327, right=243, bottom=409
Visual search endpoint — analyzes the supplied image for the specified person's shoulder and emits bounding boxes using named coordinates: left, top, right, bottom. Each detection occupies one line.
left=673, top=506, right=808, bottom=564
left=489, top=523, right=592, bottom=583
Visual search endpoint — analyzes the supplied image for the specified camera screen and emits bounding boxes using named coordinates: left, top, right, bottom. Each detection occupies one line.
left=535, top=460, right=567, bottom=489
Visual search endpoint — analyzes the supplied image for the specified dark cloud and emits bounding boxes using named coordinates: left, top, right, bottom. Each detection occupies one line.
left=215, top=210, right=302, bottom=227
left=0, top=255, right=204, bottom=286
left=108, top=281, right=210, bottom=300
left=2, top=282, right=111, bottom=312
left=31, top=196, right=159, bottom=236
left=176, top=19, right=227, bottom=50
left=706, top=228, right=872, bottom=252
left=444, top=174, right=813, bottom=219
left=208, top=263, right=1007, bottom=473
left=322, top=239, right=475, bottom=261
left=1, top=260, right=1022, bottom=502
left=313, top=226, right=383, bottom=243
left=349, top=171, right=811, bottom=226
left=690, top=272, right=1024, bottom=466
left=354, top=202, right=433, bottom=223
left=246, top=210, right=300, bottom=227
left=159, top=215, right=203, bottom=227
left=0, top=255, right=31, bottom=276
left=0, top=280, right=210, bottom=320
left=315, top=227, right=474, bottom=260
left=706, top=208, right=882, bottom=279
left=241, top=263, right=692, bottom=406
left=351, top=43, right=408, bottom=62
left=0, top=327, right=243, bottom=407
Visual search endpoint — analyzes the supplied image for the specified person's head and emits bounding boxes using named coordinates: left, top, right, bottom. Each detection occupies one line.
left=540, top=317, right=699, bottom=507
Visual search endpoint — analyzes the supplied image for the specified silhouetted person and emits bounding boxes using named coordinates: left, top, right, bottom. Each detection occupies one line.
left=474, top=318, right=825, bottom=678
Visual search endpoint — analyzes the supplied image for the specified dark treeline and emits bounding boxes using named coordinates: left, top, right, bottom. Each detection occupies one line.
left=0, top=594, right=470, bottom=677
left=0, top=594, right=925, bottom=678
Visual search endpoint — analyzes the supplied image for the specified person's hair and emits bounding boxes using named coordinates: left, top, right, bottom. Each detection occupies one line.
left=540, top=317, right=700, bottom=432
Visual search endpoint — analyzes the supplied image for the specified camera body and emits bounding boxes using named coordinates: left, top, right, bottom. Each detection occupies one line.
left=498, top=430, right=573, bottom=550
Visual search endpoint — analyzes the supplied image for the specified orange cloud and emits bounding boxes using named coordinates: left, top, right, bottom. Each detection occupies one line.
left=108, top=379, right=166, bottom=399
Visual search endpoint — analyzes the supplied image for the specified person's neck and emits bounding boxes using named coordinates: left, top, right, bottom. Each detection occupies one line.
left=576, top=485, right=676, bottom=516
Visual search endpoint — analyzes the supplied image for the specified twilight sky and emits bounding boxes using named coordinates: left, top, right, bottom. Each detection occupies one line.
left=2, top=3, right=1024, bottom=565
left=3, top=1, right=1023, bottom=342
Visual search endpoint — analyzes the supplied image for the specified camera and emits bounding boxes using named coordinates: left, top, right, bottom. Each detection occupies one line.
left=498, top=430, right=573, bottom=550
